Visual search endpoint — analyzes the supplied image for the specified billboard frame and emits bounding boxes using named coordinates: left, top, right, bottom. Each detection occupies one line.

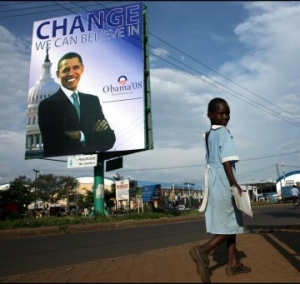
left=25, top=3, right=153, bottom=161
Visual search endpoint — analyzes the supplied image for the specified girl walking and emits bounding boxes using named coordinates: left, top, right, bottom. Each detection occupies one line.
left=190, top=97, right=251, bottom=283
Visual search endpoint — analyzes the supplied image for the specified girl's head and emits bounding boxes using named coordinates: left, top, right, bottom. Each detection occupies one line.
left=207, top=97, right=230, bottom=126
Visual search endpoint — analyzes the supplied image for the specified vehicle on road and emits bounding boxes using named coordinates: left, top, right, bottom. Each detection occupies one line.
left=176, top=204, right=190, bottom=211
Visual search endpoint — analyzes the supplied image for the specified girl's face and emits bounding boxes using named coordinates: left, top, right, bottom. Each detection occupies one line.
left=208, top=102, right=230, bottom=126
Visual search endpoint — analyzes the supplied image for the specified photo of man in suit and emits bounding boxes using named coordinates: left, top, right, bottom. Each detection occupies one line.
left=38, top=52, right=116, bottom=158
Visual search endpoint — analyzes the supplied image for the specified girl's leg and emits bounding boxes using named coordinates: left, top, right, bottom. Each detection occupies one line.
left=225, top=235, right=251, bottom=275
left=227, top=235, right=238, bottom=267
left=198, top=234, right=242, bottom=266
left=197, top=234, right=250, bottom=268
left=197, top=234, right=232, bottom=255
left=190, top=235, right=232, bottom=283
left=190, top=234, right=251, bottom=282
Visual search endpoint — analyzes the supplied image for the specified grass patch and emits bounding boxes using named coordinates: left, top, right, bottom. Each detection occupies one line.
left=0, top=210, right=204, bottom=231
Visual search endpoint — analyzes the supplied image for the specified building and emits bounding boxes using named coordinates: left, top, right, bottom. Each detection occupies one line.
left=276, top=170, right=300, bottom=188
left=240, top=181, right=276, bottom=202
left=275, top=170, right=300, bottom=201
left=25, top=49, right=60, bottom=158
left=75, top=176, right=114, bottom=195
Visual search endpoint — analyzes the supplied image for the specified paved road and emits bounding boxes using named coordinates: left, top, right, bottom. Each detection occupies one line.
left=0, top=203, right=299, bottom=279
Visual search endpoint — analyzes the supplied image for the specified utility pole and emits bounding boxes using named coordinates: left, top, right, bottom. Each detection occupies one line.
left=33, top=169, right=40, bottom=208
left=282, top=163, right=286, bottom=185
left=184, top=182, right=195, bottom=209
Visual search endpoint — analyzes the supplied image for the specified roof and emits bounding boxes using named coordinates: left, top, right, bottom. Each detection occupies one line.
left=275, top=170, right=300, bottom=183
left=240, top=180, right=276, bottom=191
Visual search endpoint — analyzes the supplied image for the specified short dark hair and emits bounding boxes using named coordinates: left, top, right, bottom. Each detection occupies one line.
left=208, top=97, right=228, bottom=113
left=57, top=52, right=83, bottom=71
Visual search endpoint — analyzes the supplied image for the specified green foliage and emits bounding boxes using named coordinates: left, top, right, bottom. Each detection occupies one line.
left=1, top=175, right=34, bottom=206
left=55, top=176, right=80, bottom=200
left=0, top=173, right=203, bottom=228
left=119, top=212, right=163, bottom=220
left=165, top=208, right=181, bottom=216
left=1, top=174, right=81, bottom=208
left=35, top=174, right=59, bottom=202
left=0, top=216, right=100, bottom=230
left=77, top=190, right=93, bottom=209
left=0, top=210, right=203, bottom=230
left=85, top=190, right=94, bottom=205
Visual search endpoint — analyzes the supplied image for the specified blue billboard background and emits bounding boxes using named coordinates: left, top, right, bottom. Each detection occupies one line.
left=142, top=184, right=161, bottom=202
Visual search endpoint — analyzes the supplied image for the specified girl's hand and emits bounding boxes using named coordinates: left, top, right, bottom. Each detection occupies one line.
left=235, top=184, right=243, bottom=196
left=223, top=162, right=242, bottom=195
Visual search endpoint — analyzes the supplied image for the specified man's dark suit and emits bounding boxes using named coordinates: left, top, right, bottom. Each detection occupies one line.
left=38, top=88, right=116, bottom=157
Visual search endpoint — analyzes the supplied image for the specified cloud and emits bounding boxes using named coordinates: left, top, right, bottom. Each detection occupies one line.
left=0, top=2, right=300, bottom=187
left=0, top=26, right=31, bottom=132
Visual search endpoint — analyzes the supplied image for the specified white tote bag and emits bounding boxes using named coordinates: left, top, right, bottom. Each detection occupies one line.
left=199, top=165, right=210, bottom=212
left=231, top=185, right=253, bottom=217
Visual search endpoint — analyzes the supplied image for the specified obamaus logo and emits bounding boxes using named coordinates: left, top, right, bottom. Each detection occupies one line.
left=118, top=75, right=128, bottom=86
left=103, top=75, right=143, bottom=94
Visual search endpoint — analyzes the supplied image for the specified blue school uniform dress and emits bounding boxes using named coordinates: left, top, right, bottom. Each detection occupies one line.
left=204, top=125, right=244, bottom=234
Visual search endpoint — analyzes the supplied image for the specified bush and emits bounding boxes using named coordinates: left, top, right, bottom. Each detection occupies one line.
left=0, top=210, right=203, bottom=231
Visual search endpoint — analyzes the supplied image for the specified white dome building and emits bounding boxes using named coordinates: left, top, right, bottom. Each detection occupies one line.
left=76, top=176, right=114, bottom=195
left=25, top=50, right=60, bottom=159
left=276, top=170, right=300, bottom=201
left=276, top=170, right=300, bottom=188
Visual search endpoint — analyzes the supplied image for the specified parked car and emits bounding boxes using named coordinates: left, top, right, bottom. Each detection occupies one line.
left=176, top=205, right=190, bottom=211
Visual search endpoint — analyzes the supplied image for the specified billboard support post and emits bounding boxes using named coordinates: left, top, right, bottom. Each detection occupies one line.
left=93, top=155, right=109, bottom=216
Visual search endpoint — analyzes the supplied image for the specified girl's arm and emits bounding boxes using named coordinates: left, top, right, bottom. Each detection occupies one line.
left=223, top=161, right=242, bottom=195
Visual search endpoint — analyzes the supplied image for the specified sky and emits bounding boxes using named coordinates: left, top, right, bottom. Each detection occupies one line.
left=0, top=1, right=300, bottom=189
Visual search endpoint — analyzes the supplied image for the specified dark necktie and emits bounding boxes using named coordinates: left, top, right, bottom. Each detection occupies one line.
left=71, top=93, right=80, bottom=119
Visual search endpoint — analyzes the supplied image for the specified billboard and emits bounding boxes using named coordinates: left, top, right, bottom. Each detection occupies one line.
left=115, top=179, right=130, bottom=202
left=25, top=3, right=153, bottom=160
left=142, top=184, right=161, bottom=202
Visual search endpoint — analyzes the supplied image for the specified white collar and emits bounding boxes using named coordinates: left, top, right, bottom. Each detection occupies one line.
left=203, top=125, right=228, bottom=139
left=61, top=86, right=78, bottom=100
left=211, top=125, right=225, bottom=130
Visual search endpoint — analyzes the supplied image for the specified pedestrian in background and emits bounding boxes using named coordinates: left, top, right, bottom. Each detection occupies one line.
left=190, top=97, right=251, bottom=283
left=290, top=185, right=300, bottom=208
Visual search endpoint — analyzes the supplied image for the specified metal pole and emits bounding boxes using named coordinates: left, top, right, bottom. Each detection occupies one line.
left=93, top=155, right=109, bottom=216
left=282, top=163, right=286, bottom=185
left=276, top=163, right=283, bottom=200
left=33, top=169, right=40, bottom=208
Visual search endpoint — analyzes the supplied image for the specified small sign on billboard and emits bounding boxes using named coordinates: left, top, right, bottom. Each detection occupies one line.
left=67, top=154, right=98, bottom=168
left=106, top=157, right=123, bottom=172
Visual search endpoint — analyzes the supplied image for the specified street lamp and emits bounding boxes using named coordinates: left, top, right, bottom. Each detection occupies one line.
left=33, top=169, right=40, bottom=208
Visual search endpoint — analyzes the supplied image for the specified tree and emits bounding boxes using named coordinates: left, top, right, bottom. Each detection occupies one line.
left=105, top=183, right=116, bottom=200
left=55, top=176, right=80, bottom=213
left=77, top=190, right=93, bottom=209
left=0, top=176, right=34, bottom=215
left=35, top=174, right=59, bottom=203
left=0, top=176, right=42, bottom=219
left=105, top=185, right=115, bottom=209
